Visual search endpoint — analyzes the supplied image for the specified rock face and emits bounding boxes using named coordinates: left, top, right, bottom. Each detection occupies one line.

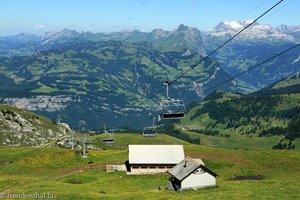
left=3, top=95, right=73, bottom=112
left=0, top=105, right=68, bottom=146
left=127, top=24, right=207, bottom=56
left=207, top=21, right=298, bottom=42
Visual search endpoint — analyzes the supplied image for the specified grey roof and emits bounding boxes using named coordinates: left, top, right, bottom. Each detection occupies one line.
left=128, top=145, right=184, bottom=164
left=168, top=158, right=218, bottom=181
left=168, top=158, right=200, bottom=181
left=193, top=158, right=205, bottom=165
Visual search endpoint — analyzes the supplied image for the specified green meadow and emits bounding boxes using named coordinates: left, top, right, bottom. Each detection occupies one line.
left=1, top=134, right=300, bottom=200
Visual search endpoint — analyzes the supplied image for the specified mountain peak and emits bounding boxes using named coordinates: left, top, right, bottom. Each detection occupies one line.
left=277, top=25, right=290, bottom=32
left=177, top=24, right=189, bottom=31
left=223, top=21, right=243, bottom=29
left=275, top=25, right=300, bottom=33
left=214, top=20, right=256, bottom=31
left=0, top=32, right=42, bottom=43
left=59, top=29, right=80, bottom=35
left=40, top=29, right=80, bottom=46
left=150, top=28, right=169, bottom=38
left=208, top=21, right=296, bottom=42
left=239, top=20, right=255, bottom=26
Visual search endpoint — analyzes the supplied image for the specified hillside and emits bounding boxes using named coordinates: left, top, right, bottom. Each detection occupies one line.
left=90, top=133, right=188, bottom=150
left=0, top=39, right=234, bottom=129
left=55, top=133, right=189, bottom=150
left=255, top=73, right=300, bottom=95
left=179, top=90, right=300, bottom=150
left=0, top=104, right=68, bottom=146
left=1, top=23, right=300, bottom=129
left=0, top=144, right=299, bottom=199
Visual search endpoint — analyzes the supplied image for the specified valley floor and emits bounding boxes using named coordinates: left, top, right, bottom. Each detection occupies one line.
left=0, top=142, right=300, bottom=199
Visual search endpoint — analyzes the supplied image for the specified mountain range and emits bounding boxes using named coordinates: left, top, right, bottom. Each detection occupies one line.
left=204, top=21, right=300, bottom=90
left=1, top=21, right=299, bottom=89
left=1, top=21, right=299, bottom=55
left=0, top=24, right=206, bottom=57
left=0, top=22, right=299, bottom=129
left=208, top=20, right=299, bottom=42
left=0, top=39, right=232, bottom=129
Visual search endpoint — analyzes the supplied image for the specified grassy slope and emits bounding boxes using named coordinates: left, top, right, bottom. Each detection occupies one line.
left=180, top=130, right=282, bottom=150
left=0, top=142, right=299, bottom=200
left=179, top=93, right=300, bottom=150
left=255, top=74, right=300, bottom=95
left=273, top=75, right=300, bottom=89
left=267, top=74, right=300, bottom=90
left=89, top=133, right=189, bottom=150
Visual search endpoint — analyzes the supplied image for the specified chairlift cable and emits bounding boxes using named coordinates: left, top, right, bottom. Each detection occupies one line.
left=237, top=0, right=269, bottom=22
left=169, top=0, right=284, bottom=86
left=104, top=0, right=284, bottom=127
left=184, top=43, right=300, bottom=104
left=259, top=0, right=295, bottom=23
left=123, top=0, right=284, bottom=108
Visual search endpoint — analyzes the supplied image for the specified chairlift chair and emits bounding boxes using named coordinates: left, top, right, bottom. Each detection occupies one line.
left=142, top=126, right=157, bottom=137
left=142, top=117, right=158, bottom=137
left=102, top=125, right=115, bottom=144
left=160, top=80, right=186, bottom=119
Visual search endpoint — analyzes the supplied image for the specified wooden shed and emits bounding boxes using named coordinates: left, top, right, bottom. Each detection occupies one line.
left=127, top=145, right=184, bottom=174
left=168, top=157, right=218, bottom=190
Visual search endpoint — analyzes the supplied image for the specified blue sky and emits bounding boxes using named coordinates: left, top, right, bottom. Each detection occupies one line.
left=0, top=0, right=299, bottom=35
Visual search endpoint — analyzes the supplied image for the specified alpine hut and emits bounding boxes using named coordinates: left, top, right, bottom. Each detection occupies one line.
left=168, top=157, right=218, bottom=190
left=127, top=145, right=184, bottom=174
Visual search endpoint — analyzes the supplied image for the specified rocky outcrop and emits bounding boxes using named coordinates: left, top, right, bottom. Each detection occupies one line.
left=3, top=95, right=73, bottom=112
left=0, top=105, right=68, bottom=146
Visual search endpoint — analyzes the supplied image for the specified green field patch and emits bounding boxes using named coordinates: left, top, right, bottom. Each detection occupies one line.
left=204, top=159, right=235, bottom=170
left=31, top=85, right=60, bottom=93
left=64, top=174, right=97, bottom=184
left=91, top=133, right=188, bottom=150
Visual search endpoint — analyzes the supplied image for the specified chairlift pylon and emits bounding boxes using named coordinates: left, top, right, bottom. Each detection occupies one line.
left=160, top=80, right=186, bottom=119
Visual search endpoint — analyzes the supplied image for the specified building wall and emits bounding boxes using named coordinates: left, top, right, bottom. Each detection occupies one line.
left=106, top=164, right=127, bottom=173
left=181, top=172, right=216, bottom=189
left=128, top=165, right=174, bottom=174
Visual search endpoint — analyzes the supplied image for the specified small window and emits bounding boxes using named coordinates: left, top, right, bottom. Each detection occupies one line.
left=193, top=168, right=204, bottom=174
